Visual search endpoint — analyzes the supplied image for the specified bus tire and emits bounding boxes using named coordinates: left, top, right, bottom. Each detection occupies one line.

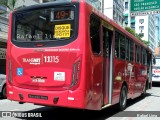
left=119, top=85, right=127, bottom=111
left=2, top=85, right=6, bottom=99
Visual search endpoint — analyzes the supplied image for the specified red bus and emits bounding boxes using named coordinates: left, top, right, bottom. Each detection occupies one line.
left=7, top=0, right=153, bottom=110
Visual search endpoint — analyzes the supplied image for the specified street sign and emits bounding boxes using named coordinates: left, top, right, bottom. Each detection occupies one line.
left=130, top=0, right=160, bottom=16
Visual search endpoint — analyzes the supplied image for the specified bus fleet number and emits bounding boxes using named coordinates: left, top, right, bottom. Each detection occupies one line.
left=44, top=56, right=59, bottom=63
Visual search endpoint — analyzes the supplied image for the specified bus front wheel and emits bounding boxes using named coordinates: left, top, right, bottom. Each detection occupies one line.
left=119, top=85, right=127, bottom=111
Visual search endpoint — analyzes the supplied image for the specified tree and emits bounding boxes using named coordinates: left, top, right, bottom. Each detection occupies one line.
left=142, top=40, right=149, bottom=46
left=125, top=27, right=149, bottom=46
left=125, top=27, right=136, bottom=36
left=138, top=33, right=144, bottom=38
left=0, top=0, right=25, bottom=13
left=0, top=0, right=17, bottom=12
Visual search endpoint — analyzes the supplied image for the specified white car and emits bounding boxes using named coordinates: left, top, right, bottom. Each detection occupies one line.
left=0, top=74, right=6, bottom=99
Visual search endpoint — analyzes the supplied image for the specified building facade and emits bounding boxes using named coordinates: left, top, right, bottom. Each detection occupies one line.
left=0, top=4, right=8, bottom=74
left=0, top=4, right=8, bottom=44
left=0, top=0, right=41, bottom=74
left=155, top=15, right=160, bottom=48
left=134, top=15, right=156, bottom=52
left=123, top=0, right=157, bottom=53
left=103, top=0, right=124, bottom=26
left=15, top=0, right=40, bottom=9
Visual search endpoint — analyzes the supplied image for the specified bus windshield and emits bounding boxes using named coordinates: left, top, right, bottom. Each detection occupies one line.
left=13, top=6, right=76, bottom=42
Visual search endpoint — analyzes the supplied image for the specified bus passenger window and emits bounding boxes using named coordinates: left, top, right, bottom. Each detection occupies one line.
left=126, top=38, right=129, bottom=60
left=115, top=32, right=120, bottom=58
left=120, top=34, right=125, bottom=59
left=90, top=14, right=100, bottom=54
left=125, top=38, right=133, bottom=61
left=115, top=32, right=125, bottom=59
left=142, top=49, right=147, bottom=65
left=135, top=45, right=140, bottom=63
left=130, top=40, right=134, bottom=61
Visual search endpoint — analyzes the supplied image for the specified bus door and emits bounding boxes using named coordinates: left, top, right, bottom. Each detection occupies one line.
left=102, top=27, right=113, bottom=105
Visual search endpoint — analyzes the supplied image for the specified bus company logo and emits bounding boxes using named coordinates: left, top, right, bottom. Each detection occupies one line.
left=23, top=58, right=41, bottom=65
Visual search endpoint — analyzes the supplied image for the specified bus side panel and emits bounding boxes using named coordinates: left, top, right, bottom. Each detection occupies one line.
left=134, top=63, right=146, bottom=98
left=85, top=56, right=103, bottom=110
left=6, top=13, right=12, bottom=99
left=134, top=63, right=141, bottom=97
left=84, top=3, right=103, bottom=110
left=112, top=59, right=125, bottom=105
left=139, top=65, right=147, bottom=92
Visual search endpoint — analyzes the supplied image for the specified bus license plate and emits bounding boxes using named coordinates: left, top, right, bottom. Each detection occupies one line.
left=28, top=94, right=48, bottom=100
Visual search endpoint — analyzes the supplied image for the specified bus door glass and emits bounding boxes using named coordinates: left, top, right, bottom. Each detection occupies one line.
left=102, top=26, right=113, bottom=105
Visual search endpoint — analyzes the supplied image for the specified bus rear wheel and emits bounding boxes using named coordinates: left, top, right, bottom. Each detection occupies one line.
left=2, top=85, right=6, bottom=99
left=119, top=85, right=127, bottom=111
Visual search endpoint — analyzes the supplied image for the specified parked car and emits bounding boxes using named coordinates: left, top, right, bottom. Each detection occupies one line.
left=0, top=74, right=6, bottom=99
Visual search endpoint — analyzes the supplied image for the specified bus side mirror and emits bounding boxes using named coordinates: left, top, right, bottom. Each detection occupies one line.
left=153, top=58, right=156, bottom=65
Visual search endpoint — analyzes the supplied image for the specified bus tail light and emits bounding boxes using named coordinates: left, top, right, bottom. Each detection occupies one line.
left=71, top=61, right=81, bottom=87
left=8, top=60, right=13, bottom=84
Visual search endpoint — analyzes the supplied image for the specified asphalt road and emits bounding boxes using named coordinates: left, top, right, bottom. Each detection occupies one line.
left=0, top=83, right=160, bottom=120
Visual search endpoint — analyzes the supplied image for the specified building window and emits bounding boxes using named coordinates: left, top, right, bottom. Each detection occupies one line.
left=124, top=16, right=128, bottom=21
left=124, top=16, right=128, bottom=24
left=131, top=16, right=135, bottom=20
left=125, top=2, right=128, bottom=10
left=131, top=23, right=135, bottom=28
left=139, top=19, right=144, bottom=24
left=139, top=33, right=144, bottom=37
left=139, top=26, right=144, bottom=32
left=139, top=26, right=144, bottom=30
left=119, top=15, right=122, bottom=23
